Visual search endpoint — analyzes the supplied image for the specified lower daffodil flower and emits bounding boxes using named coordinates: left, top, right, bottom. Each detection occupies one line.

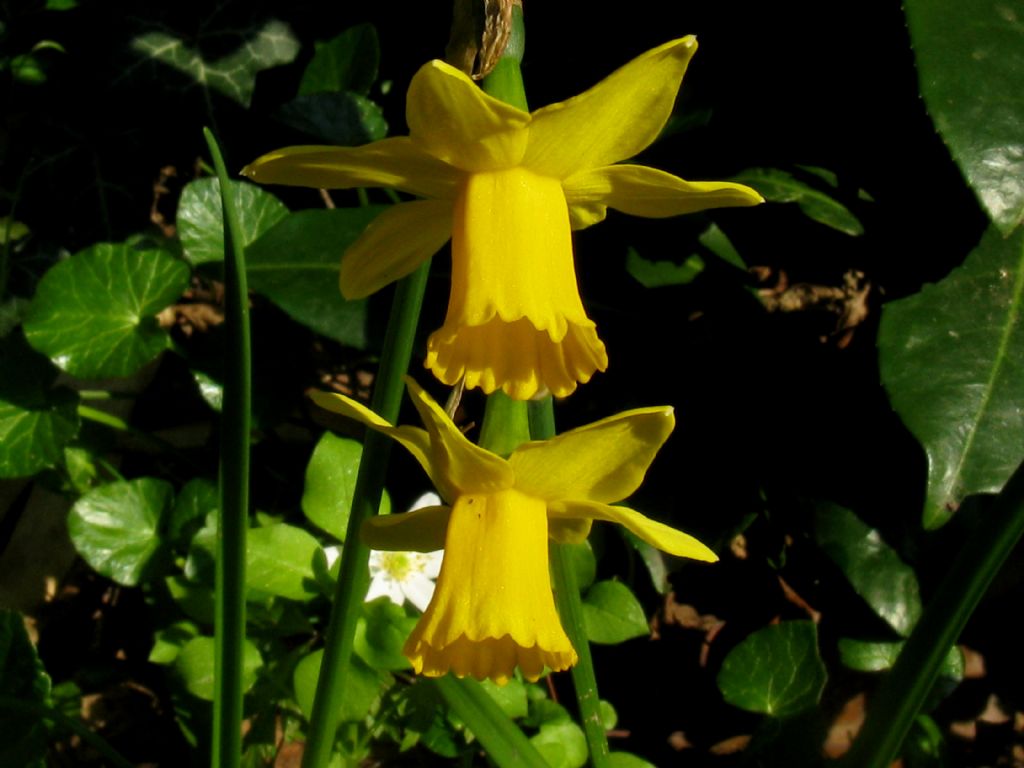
left=245, top=37, right=762, bottom=400
left=311, top=378, right=717, bottom=684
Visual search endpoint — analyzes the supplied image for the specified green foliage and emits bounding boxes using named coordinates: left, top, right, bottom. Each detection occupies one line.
left=131, top=20, right=300, bottom=108
left=174, top=636, right=263, bottom=701
left=293, top=649, right=387, bottom=724
left=23, top=242, right=190, bottom=378
left=299, top=25, right=380, bottom=97
left=67, top=477, right=174, bottom=586
left=625, top=223, right=744, bottom=287
left=837, top=639, right=963, bottom=681
left=904, top=0, right=1024, bottom=234
left=717, top=621, right=827, bottom=718
left=732, top=167, right=864, bottom=235
left=354, top=599, right=416, bottom=671
left=0, top=610, right=51, bottom=768
left=879, top=225, right=1024, bottom=527
left=246, top=524, right=323, bottom=601
left=581, top=580, right=649, bottom=644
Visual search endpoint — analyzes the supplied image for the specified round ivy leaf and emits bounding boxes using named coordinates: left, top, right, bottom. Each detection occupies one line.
left=302, top=432, right=390, bottom=541
left=174, top=635, right=262, bottom=701
left=67, top=478, right=174, bottom=586
left=0, top=333, right=79, bottom=478
left=581, top=580, right=649, bottom=645
left=717, top=621, right=827, bottom=718
left=293, top=649, right=386, bottom=724
left=355, top=598, right=416, bottom=671
left=24, top=242, right=190, bottom=378
left=177, top=177, right=288, bottom=265
left=246, top=523, right=322, bottom=601
left=530, top=721, right=587, bottom=768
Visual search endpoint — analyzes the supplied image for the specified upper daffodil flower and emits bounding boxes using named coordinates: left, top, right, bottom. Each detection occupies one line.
left=310, top=378, right=717, bottom=684
left=245, top=37, right=762, bottom=400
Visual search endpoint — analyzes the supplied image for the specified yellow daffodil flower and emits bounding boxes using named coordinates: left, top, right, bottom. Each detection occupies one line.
left=244, top=37, right=762, bottom=401
left=310, top=378, right=717, bottom=684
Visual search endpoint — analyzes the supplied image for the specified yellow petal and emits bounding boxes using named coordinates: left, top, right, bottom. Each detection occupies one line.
left=511, top=407, right=675, bottom=503
left=240, top=138, right=460, bottom=198
left=523, top=37, right=698, bottom=179
left=549, top=500, right=718, bottom=562
left=404, top=489, right=577, bottom=683
left=563, top=164, right=763, bottom=228
left=403, top=378, right=514, bottom=494
left=339, top=199, right=453, bottom=299
left=407, top=60, right=530, bottom=172
left=361, top=505, right=450, bottom=552
left=423, top=167, right=607, bottom=399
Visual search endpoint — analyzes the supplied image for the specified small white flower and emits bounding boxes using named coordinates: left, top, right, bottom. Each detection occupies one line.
left=365, top=492, right=444, bottom=612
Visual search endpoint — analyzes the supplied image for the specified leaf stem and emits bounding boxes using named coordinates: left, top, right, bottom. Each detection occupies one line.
left=301, top=259, right=431, bottom=768
left=845, top=456, right=1024, bottom=767
left=203, top=127, right=251, bottom=768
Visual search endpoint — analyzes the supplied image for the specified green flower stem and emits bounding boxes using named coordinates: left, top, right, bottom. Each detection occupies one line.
left=434, top=677, right=548, bottom=767
left=480, top=390, right=532, bottom=456
left=531, top=398, right=612, bottom=768
left=203, top=127, right=251, bottom=768
left=0, top=695, right=135, bottom=768
left=302, top=259, right=431, bottom=768
left=845, top=457, right=1024, bottom=768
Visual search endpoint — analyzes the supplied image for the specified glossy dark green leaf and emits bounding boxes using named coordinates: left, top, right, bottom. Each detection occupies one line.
left=302, top=431, right=390, bottom=541
left=608, top=754, right=655, bottom=768
left=174, top=636, right=262, bottom=701
left=355, top=598, right=416, bottom=671
left=23, top=243, right=190, bottom=378
left=148, top=621, right=200, bottom=665
left=626, top=247, right=704, bottom=287
left=0, top=333, right=79, bottom=478
left=530, top=721, right=587, bottom=768
left=879, top=225, right=1024, bottom=527
left=169, top=478, right=217, bottom=548
left=131, top=20, right=300, bottom=107
left=67, top=478, right=173, bottom=586
left=837, top=638, right=963, bottom=680
left=621, top=529, right=670, bottom=594
left=905, top=0, right=1024, bottom=233
left=0, top=610, right=51, bottom=768
left=247, top=207, right=385, bottom=348
left=165, top=575, right=215, bottom=624
left=299, top=24, right=379, bottom=96
left=814, top=503, right=921, bottom=636
left=177, top=178, right=289, bottom=266
left=732, top=168, right=863, bottom=235
left=717, top=621, right=826, bottom=717
left=246, top=524, right=322, bottom=601
left=479, top=678, right=528, bottom=720
left=581, top=580, right=649, bottom=644
left=293, top=649, right=387, bottom=724
left=277, top=92, right=387, bottom=146
left=563, top=540, right=596, bottom=590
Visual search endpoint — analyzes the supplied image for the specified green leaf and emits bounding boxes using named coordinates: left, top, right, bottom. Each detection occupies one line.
left=131, top=20, right=300, bottom=107
left=174, top=636, right=262, bottom=701
left=293, top=649, right=387, bottom=724
left=355, top=598, right=416, bottom=671
left=302, top=431, right=390, bottom=541
left=0, top=610, right=51, bottom=768
left=878, top=225, right=1024, bottom=527
left=246, top=208, right=385, bottom=348
left=0, top=333, right=79, bottom=478
left=814, top=503, right=922, bottom=636
left=178, top=178, right=289, bottom=266
left=67, top=478, right=173, bottom=586
left=0, top=296, right=31, bottom=337
left=0, top=217, right=29, bottom=244
left=23, top=242, right=190, bottom=378
left=149, top=621, right=200, bottom=665
left=699, top=222, right=747, bottom=270
left=717, top=621, right=826, bottom=717
left=246, top=524, right=322, bottom=601
left=599, top=700, right=618, bottom=731
left=626, top=247, right=704, bottom=287
left=165, top=575, right=215, bottom=624
left=63, top=446, right=99, bottom=493
left=299, top=24, right=380, bottom=96
left=608, top=754, right=655, bottom=768
left=837, top=638, right=963, bottom=680
left=581, top=580, right=649, bottom=645
left=276, top=92, right=387, bottom=146
left=169, top=478, right=217, bottom=548
left=479, top=678, right=528, bottom=720
left=621, top=529, right=670, bottom=595
left=904, top=0, right=1024, bottom=233
left=530, top=720, right=588, bottom=768
left=732, top=168, right=863, bottom=236
left=563, top=540, right=596, bottom=590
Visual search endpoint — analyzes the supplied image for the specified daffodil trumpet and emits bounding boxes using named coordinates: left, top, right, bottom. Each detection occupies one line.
left=245, top=37, right=762, bottom=400
left=311, top=378, right=717, bottom=685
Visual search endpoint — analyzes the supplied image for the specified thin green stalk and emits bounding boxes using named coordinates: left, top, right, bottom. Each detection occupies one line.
left=844, top=456, right=1024, bottom=768
left=479, top=390, right=532, bottom=456
left=530, top=398, right=611, bottom=768
left=302, top=260, right=431, bottom=768
left=203, top=127, right=251, bottom=768
left=0, top=695, right=135, bottom=768
left=434, top=677, right=548, bottom=767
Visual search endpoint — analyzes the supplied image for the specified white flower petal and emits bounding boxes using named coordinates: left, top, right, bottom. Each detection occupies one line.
left=409, top=491, right=442, bottom=512
left=402, top=572, right=438, bottom=612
